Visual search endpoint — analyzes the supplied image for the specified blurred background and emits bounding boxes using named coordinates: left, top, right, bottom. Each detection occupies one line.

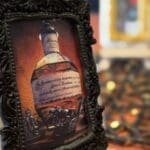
left=88, top=0, right=150, bottom=150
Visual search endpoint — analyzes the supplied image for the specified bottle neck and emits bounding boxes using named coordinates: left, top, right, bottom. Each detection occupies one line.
left=42, top=40, right=60, bottom=55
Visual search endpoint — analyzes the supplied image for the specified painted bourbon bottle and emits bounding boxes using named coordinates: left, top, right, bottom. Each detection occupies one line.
left=31, top=22, right=83, bottom=138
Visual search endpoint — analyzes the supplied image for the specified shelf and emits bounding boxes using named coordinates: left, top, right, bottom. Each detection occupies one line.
left=100, top=48, right=150, bottom=59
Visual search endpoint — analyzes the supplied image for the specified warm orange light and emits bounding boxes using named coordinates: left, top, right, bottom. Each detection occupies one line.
left=110, top=121, right=120, bottom=129
left=106, top=81, right=116, bottom=91
left=131, top=108, right=139, bottom=116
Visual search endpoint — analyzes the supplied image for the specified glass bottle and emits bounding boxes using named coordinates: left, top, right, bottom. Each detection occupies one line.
left=31, top=22, right=83, bottom=139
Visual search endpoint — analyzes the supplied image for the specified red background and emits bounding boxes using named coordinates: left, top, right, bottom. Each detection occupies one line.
left=11, top=19, right=85, bottom=113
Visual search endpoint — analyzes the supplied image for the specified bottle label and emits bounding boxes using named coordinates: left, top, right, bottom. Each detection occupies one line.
left=32, top=70, right=82, bottom=104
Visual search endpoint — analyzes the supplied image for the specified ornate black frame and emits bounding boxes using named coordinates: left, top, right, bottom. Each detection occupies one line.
left=0, top=0, right=107, bottom=150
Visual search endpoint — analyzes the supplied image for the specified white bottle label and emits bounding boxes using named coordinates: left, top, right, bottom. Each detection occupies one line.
left=32, top=70, right=82, bottom=105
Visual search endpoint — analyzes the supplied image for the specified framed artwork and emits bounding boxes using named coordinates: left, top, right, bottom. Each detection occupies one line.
left=110, top=0, right=150, bottom=41
left=0, top=0, right=107, bottom=150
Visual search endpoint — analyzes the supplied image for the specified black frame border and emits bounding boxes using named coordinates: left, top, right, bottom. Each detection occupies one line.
left=0, top=0, right=107, bottom=149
